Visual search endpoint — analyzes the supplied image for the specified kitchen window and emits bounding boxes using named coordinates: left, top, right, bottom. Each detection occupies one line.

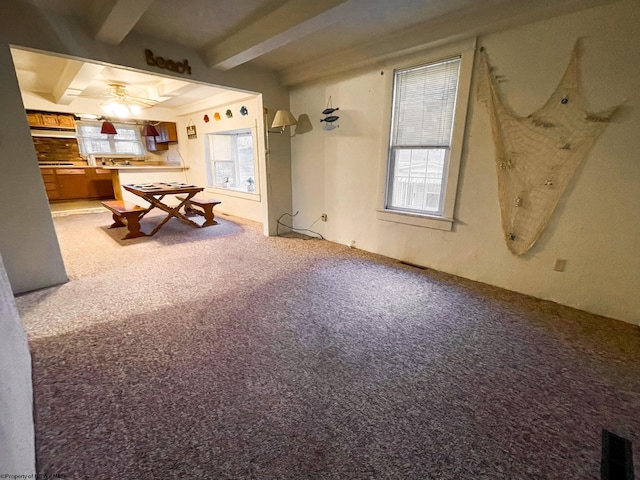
left=378, top=39, right=476, bottom=231
left=76, top=121, right=145, bottom=157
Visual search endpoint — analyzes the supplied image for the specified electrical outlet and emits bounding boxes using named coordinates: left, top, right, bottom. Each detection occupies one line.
left=553, top=259, right=567, bottom=272
left=321, top=213, right=327, bottom=222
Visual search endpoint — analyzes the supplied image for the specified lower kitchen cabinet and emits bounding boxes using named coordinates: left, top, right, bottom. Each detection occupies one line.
left=56, top=169, right=90, bottom=199
left=40, top=167, right=114, bottom=201
left=88, top=168, right=114, bottom=198
left=40, top=168, right=60, bottom=200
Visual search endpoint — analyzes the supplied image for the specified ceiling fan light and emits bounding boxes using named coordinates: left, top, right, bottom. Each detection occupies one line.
left=102, top=99, right=131, bottom=118
left=113, top=102, right=129, bottom=118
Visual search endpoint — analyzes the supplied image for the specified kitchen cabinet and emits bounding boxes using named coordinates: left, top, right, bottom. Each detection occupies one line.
left=155, top=122, right=178, bottom=143
left=87, top=168, right=114, bottom=198
left=145, top=135, right=169, bottom=152
left=143, top=121, right=177, bottom=152
left=40, top=167, right=114, bottom=201
left=27, top=111, right=76, bottom=129
left=56, top=169, right=90, bottom=199
left=56, top=115, right=76, bottom=128
left=40, top=168, right=60, bottom=200
left=27, top=112, right=43, bottom=127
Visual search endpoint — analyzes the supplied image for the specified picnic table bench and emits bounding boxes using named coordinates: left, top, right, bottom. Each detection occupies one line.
left=177, top=196, right=222, bottom=227
left=101, top=200, right=147, bottom=239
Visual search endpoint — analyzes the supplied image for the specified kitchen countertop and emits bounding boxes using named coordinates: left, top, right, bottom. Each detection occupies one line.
left=39, top=164, right=188, bottom=170
left=39, top=164, right=98, bottom=168
left=101, top=164, right=188, bottom=170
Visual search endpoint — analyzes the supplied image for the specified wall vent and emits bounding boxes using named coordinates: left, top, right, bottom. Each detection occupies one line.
left=601, top=429, right=634, bottom=480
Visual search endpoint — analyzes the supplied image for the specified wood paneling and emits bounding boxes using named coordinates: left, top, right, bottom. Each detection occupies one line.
left=32, top=137, right=83, bottom=164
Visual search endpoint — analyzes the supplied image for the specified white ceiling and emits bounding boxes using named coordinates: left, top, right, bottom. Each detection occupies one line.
left=11, top=48, right=244, bottom=115
left=12, top=0, right=619, bottom=117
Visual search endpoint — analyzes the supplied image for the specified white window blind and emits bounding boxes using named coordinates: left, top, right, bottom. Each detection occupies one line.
left=386, top=56, right=462, bottom=215
left=392, top=57, right=461, bottom=148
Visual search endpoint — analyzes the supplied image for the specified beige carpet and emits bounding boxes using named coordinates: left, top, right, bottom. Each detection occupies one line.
left=15, top=211, right=640, bottom=479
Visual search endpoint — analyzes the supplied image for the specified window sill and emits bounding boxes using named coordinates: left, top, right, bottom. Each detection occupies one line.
left=206, top=187, right=261, bottom=202
left=376, top=208, right=454, bottom=231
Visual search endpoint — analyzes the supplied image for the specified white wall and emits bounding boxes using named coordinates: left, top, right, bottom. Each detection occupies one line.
left=115, top=167, right=191, bottom=205
left=0, top=253, right=35, bottom=475
left=0, top=44, right=68, bottom=293
left=177, top=96, right=267, bottom=224
left=290, top=0, right=640, bottom=324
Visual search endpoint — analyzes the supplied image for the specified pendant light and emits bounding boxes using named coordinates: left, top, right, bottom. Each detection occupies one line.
left=100, top=121, right=117, bottom=135
left=142, top=123, right=159, bottom=137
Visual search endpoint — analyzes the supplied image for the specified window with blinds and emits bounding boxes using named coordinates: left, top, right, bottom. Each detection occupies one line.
left=387, top=57, right=461, bottom=215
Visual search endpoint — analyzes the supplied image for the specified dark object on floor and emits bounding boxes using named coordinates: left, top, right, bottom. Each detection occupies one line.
left=601, top=429, right=634, bottom=480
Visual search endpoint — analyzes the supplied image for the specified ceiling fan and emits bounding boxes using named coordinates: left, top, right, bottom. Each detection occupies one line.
left=99, top=83, right=157, bottom=118
left=72, top=83, right=158, bottom=118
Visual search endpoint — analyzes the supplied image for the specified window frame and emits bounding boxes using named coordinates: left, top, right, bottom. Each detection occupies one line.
left=205, top=128, right=259, bottom=195
left=377, top=38, right=476, bottom=231
left=76, top=120, right=145, bottom=157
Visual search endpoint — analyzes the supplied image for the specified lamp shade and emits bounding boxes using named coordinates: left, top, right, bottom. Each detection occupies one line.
left=271, top=110, right=297, bottom=129
left=142, top=124, right=159, bottom=137
left=100, top=121, right=117, bottom=135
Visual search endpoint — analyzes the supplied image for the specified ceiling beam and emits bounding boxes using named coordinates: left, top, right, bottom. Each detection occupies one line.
left=203, top=0, right=349, bottom=71
left=52, top=60, right=105, bottom=105
left=141, top=78, right=192, bottom=103
left=90, top=0, right=155, bottom=45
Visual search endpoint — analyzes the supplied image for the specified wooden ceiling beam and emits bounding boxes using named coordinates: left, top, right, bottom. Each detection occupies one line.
left=203, top=0, right=348, bottom=71
left=52, top=60, right=105, bottom=105
left=90, top=0, right=155, bottom=45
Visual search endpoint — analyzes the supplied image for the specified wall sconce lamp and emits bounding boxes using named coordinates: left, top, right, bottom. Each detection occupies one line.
left=142, top=123, right=159, bottom=137
left=264, top=108, right=297, bottom=157
left=100, top=121, right=118, bottom=135
left=269, top=110, right=297, bottom=133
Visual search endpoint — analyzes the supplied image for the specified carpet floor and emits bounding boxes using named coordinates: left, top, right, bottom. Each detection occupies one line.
left=15, top=211, right=640, bottom=479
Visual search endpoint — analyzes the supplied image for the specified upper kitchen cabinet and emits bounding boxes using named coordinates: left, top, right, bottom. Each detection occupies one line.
left=27, top=111, right=76, bottom=129
left=145, top=122, right=178, bottom=152
left=155, top=122, right=178, bottom=143
left=145, top=135, right=168, bottom=152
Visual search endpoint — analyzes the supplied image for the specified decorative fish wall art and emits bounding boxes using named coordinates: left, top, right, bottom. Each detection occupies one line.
left=322, top=97, right=339, bottom=130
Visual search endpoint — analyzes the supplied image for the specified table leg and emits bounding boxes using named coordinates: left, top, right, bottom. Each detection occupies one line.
left=145, top=192, right=201, bottom=236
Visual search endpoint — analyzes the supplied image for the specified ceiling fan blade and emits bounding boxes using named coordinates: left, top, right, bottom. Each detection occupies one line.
left=126, top=96, right=158, bottom=108
left=70, top=83, right=158, bottom=110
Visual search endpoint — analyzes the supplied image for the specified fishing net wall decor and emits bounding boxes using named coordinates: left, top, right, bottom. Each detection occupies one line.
left=478, top=41, right=618, bottom=255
